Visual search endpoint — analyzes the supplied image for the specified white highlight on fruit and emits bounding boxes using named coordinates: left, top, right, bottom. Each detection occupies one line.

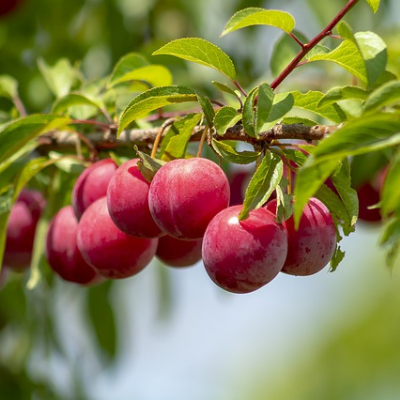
left=228, top=216, right=239, bottom=225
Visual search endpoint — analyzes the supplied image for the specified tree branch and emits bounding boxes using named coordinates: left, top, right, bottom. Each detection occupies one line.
left=38, top=124, right=337, bottom=152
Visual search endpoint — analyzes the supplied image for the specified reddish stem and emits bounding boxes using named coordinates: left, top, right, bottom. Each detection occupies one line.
left=271, top=0, right=359, bottom=90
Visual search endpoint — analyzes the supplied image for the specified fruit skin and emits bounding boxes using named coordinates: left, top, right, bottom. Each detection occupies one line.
left=72, top=158, right=117, bottom=220
left=77, top=197, right=158, bottom=279
left=202, top=205, right=288, bottom=294
left=107, top=159, right=163, bottom=238
left=265, top=197, right=336, bottom=276
left=0, top=0, right=21, bottom=17
left=229, top=170, right=248, bottom=206
left=148, top=158, right=230, bottom=239
left=45, top=206, right=100, bottom=285
left=3, top=189, right=45, bottom=270
left=156, top=235, right=202, bottom=267
left=356, top=182, right=382, bottom=222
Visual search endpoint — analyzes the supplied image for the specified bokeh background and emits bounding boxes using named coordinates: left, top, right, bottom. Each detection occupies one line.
left=1, top=0, right=400, bottom=399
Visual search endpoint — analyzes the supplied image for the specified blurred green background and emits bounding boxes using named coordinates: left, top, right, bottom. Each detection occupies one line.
left=1, top=0, right=400, bottom=399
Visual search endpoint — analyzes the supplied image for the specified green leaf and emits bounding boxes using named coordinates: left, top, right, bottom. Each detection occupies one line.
left=0, top=115, right=71, bottom=166
left=196, top=95, right=215, bottom=127
left=381, top=152, right=400, bottom=218
left=52, top=93, right=103, bottom=114
left=162, top=113, right=202, bottom=161
left=213, top=106, right=241, bottom=136
left=117, top=86, right=198, bottom=136
left=363, top=80, right=400, bottom=112
left=153, top=38, right=236, bottom=80
left=291, top=91, right=346, bottom=123
left=307, top=31, right=387, bottom=87
left=281, top=116, right=318, bottom=126
left=319, top=86, right=368, bottom=107
left=221, top=8, right=295, bottom=36
left=135, top=146, right=166, bottom=182
left=330, top=158, right=359, bottom=231
left=212, top=81, right=239, bottom=99
left=211, top=140, right=261, bottom=164
left=263, top=92, right=295, bottom=127
left=242, top=87, right=258, bottom=137
left=239, top=152, right=283, bottom=220
left=270, top=31, right=308, bottom=77
left=110, top=65, right=173, bottom=88
left=379, top=217, right=400, bottom=268
left=310, top=112, right=400, bottom=161
left=0, top=75, right=18, bottom=100
left=108, top=53, right=149, bottom=86
left=364, top=0, right=381, bottom=13
left=37, top=58, right=78, bottom=98
left=293, top=157, right=340, bottom=228
left=330, top=246, right=345, bottom=272
left=256, top=83, right=274, bottom=134
left=87, top=281, right=118, bottom=362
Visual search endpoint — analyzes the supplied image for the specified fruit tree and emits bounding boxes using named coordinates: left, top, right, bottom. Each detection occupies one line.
left=0, top=0, right=399, bottom=396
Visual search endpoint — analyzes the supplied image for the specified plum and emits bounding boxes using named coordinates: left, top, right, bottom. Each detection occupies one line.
left=77, top=197, right=158, bottom=279
left=148, top=158, right=230, bottom=239
left=46, top=206, right=100, bottom=285
left=3, top=189, right=45, bottom=270
left=107, top=159, right=163, bottom=238
left=202, top=205, right=288, bottom=294
left=156, top=235, right=202, bottom=267
left=72, top=158, right=117, bottom=220
left=265, top=197, right=336, bottom=276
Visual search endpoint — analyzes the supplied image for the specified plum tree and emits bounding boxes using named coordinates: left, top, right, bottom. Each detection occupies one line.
left=45, top=206, right=100, bottom=285
left=202, top=205, right=288, bottom=294
left=3, top=189, right=45, bottom=270
left=156, top=235, right=202, bottom=267
left=72, top=158, right=117, bottom=220
left=265, top=198, right=336, bottom=276
left=107, top=158, right=164, bottom=238
left=148, top=158, right=230, bottom=239
left=77, top=197, right=158, bottom=279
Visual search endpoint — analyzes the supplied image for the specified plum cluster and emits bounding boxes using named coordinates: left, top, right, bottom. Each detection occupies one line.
left=2, top=156, right=337, bottom=294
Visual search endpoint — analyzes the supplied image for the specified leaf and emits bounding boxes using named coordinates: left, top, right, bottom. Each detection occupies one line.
left=307, top=31, right=387, bottom=88
left=196, top=95, right=215, bottom=127
left=281, top=116, right=318, bottom=126
left=264, top=92, right=294, bottom=125
left=212, top=81, right=239, bottom=98
left=379, top=217, right=400, bottom=268
left=364, top=0, right=381, bottom=13
left=318, top=86, right=368, bottom=107
left=162, top=113, right=202, bottom=161
left=270, top=30, right=308, bottom=77
left=242, top=87, right=258, bottom=137
left=293, top=157, right=340, bottom=228
left=37, top=58, right=78, bottom=98
left=153, top=38, right=236, bottom=80
left=310, top=112, right=400, bottom=161
left=256, top=83, right=274, bottom=134
left=211, top=140, right=261, bottom=164
left=330, top=246, right=345, bottom=272
left=363, top=80, right=400, bottom=112
left=330, top=158, right=359, bottom=231
left=87, top=281, right=118, bottom=362
left=0, top=115, right=71, bottom=166
left=213, top=106, right=241, bottom=136
left=110, top=65, right=173, bottom=88
left=0, top=75, right=18, bottom=100
left=221, top=8, right=295, bottom=36
left=117, top=86, right=198, bottom=136
left=291, top=91, right=346, bottom=123
left=135, top=146, right=166, bottom=182
left=381, top=151, right=400, bottom=218
left=108, top=53, right=149, bottom=86
left=239, top=152, right=283, bottom=220
left=52, top=93, right=103, bottom=114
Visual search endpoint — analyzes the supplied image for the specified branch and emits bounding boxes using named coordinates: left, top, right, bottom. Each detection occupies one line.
left=271, top=0, right=359, bottom=90
left=38, top=124, right=337, bottom=152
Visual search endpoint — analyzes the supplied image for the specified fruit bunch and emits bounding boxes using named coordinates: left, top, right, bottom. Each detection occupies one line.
left=2, top=153, right=339, bottom=294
